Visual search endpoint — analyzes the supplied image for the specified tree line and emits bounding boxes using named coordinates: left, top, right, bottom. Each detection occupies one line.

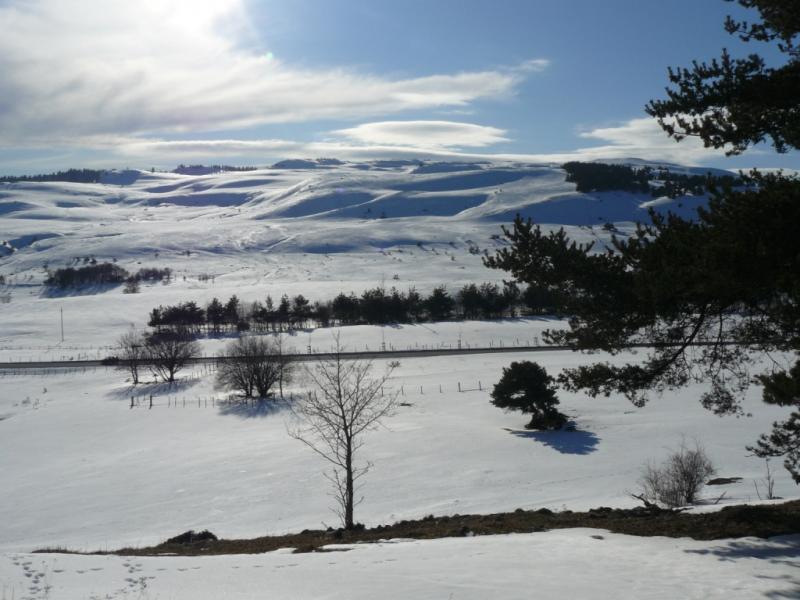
left=0, top=168, right=105, bottom=184
left=562, top=161, right=738, bottom=197
left=147, top=282, right=559, bottom=334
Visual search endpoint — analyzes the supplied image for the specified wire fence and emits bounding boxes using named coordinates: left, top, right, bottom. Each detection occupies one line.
left=123, top=379, right=491, bottom=412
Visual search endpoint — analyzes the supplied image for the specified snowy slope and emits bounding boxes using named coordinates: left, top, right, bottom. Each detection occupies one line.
left=0, top=160, right=707, bottom=271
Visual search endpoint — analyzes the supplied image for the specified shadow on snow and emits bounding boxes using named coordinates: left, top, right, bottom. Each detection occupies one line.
left=508, top=423, right=600, bottom=455
left=684, top=536, right=800, bottom=599
left=217, top=396, right=293, bottom=419
left=107, top=378, right=200, bottom=400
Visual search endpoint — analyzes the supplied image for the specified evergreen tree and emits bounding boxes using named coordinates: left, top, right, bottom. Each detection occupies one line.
left=206, top=298, right=225, bottom=334
left=646, top=0, right=800, bottom=154
left=490, top=361, right=567, bottom=430
left=425, top=286, right=454, bottom=321
left=458, top=283, right=483, bottom=319
left=277, top=294, right=291, bottom=329
left=292, top=294, right=311, bottom=327
left=224, top=295, right=240, bottom=328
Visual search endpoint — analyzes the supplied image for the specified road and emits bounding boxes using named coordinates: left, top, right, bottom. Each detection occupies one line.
left=0, top=344, right=564, bottom=371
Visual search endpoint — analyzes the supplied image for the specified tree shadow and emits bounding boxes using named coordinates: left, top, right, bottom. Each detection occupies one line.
left=40, top=283, right=121, bottom=298
left=106, top=378, right=199, bottom=400
left=684, top=536, right=800, bottom=564
left=508, top=423, right=600, bottom=455
left=217, top=397, right=293, bottom=419
left=684, top=536, right=800, bottom=598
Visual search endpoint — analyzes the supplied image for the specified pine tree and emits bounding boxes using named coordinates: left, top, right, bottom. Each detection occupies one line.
left=490, top=361, right=566, bottom=430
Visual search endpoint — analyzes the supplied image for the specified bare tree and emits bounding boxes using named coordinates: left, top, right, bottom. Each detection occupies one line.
left=290, top=336, right=398, bottom=529
left=146, top=330, right=200, bottom=383
left=117, top=328, right=146, bottom=384
left=216, top=336, right=285, bottom=398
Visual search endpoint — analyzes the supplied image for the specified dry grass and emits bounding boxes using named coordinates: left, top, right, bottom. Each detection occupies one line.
left=35, top=500, right=800, bottom=557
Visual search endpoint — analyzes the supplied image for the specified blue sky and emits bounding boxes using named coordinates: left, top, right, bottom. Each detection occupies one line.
left=0, top=0, right=796, bottom=173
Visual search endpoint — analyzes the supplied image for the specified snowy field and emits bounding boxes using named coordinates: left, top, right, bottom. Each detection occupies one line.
left=3, top=531, right=799, bottom=600
left=1, top=351, right=796, bottom=552
left=2, top=162, right=797, bottom=598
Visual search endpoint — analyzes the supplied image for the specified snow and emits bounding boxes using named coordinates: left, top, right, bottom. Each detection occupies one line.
left=0, top=160, right=699, bottom=274
left=1, top=160, right=797, bottom=597
left=0, top=351, right=795, bottom=555
left=1, top=531, right=798, bottom=599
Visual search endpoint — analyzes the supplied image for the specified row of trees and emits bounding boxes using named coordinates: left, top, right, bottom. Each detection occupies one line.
left=147, top=282, right=557, bottom=334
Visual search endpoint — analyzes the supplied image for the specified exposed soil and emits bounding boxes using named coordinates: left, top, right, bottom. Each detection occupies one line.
left=37, top=500, right=800, bottom=557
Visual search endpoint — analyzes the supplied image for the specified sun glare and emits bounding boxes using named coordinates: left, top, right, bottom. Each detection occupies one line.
left=140, top=0, right=244, bottom=33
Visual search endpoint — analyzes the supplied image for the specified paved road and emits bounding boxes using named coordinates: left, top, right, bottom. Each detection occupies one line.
left=0, top=344, right=564, bottom=370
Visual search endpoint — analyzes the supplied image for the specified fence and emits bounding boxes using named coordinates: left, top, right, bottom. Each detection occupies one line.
left=125, top=379, right=491, bottom=411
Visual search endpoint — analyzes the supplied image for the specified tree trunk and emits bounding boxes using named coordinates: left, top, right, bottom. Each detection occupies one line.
left=345, top=440, right=354, bottom=529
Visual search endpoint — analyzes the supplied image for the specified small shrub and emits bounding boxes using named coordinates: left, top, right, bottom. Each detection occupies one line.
left=639, top=439, right=716, bottom=507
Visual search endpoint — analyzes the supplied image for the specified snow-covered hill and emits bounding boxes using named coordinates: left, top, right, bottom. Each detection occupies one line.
left=0, top=159, right=712, bottom=272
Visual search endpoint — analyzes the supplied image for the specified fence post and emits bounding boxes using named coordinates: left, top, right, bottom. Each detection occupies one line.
left=130, top=396, right=134, bottom=409
left=458, top=382, right=461, bottom=392
left=149, top=395, right=153, bottom=409
left=478, top=380, right=482, bottom=391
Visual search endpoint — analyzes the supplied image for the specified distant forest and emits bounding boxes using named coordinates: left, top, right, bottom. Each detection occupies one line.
left=0, top=164, right=262, bottom=183
left=0, top=168, right=106, bottom=184
left=172, top=164, right=260, bottom=175
left=561, top=162, right=739, bottom=197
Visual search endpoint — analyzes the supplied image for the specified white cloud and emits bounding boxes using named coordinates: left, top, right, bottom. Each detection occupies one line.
left=0, top=0, right=544, bottom=147
left=516, top=58, right=551, bottom=73
left=333, top=121, right=509, bottom=149
left=114, top=116, right=731, bottom=167
left=572, top=117, right=725, bottom=163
